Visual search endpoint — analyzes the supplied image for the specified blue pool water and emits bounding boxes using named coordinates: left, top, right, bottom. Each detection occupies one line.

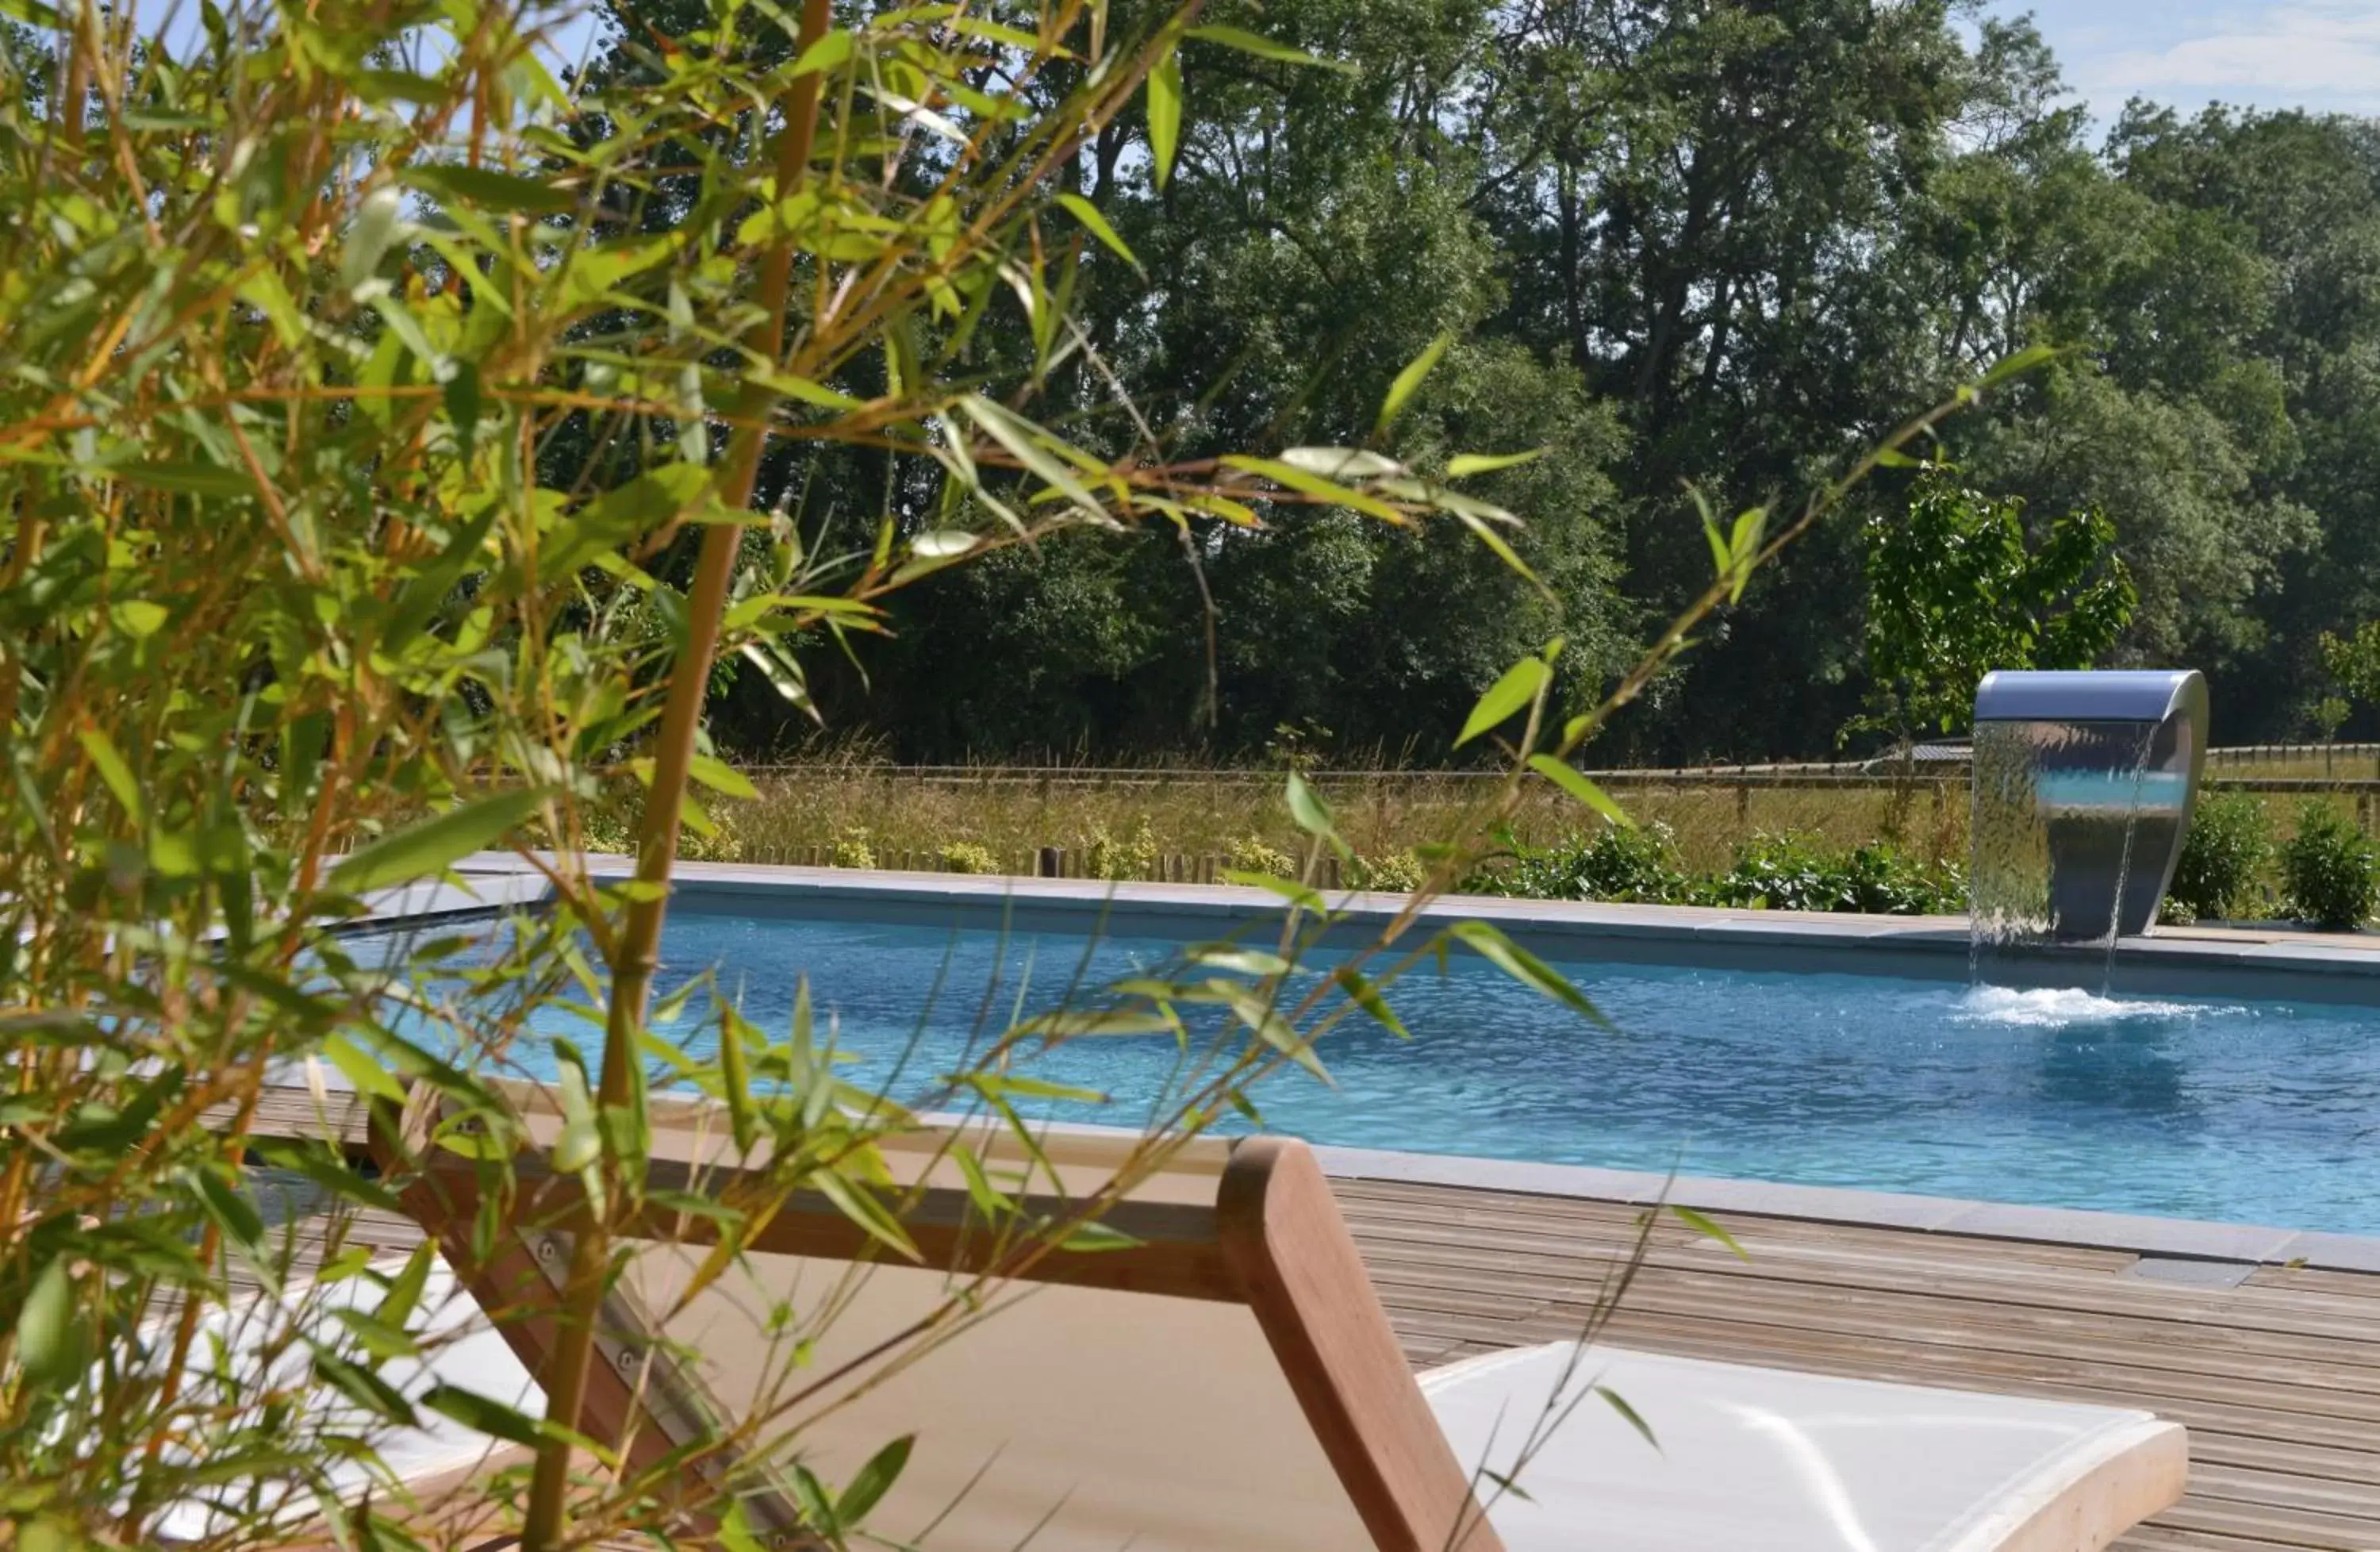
left=357, top=902, right=2380, bottom=1233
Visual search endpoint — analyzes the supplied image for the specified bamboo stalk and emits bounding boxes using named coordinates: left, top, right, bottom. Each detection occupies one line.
left=520, top=2, right=835, bottom=1545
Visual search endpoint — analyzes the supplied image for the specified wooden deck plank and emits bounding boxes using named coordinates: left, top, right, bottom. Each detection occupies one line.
left=1334, top=1182, right=2380, bottom=1551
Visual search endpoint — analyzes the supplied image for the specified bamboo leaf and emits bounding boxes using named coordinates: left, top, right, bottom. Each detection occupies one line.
left=720, top=1011, right=755, bottom=1154
left=318, top=1033, right=408, bottom=1104
left=1457, top=657, right=1549, bottom=746
left=75, top=730, right=141, bottom=820
left=1221, top=455, right=1407, bottom=523
left=15, top=1260, right=74, bottom=1385
left=1055, top=194, right=1141, bottom=271
left=1147, top=48, right=1183, bottom=190
left=1445, top=448, right=1545, bottom=478
left=109, top=459, right=255, bottom=497
left=421, top=1384, right=540, bottom=1445
left=789, top=29, right=854, bottom=77
left=1186, top=22, right=1349, bottom=69
left=1528, top=755, right=1633, bottom=828
left=1978, top=341, right=2059, bottom=389
left=959, top=394, right=1114, bottom=528
left=1334, top=966, right=1409, bottom=1037
left=376, top=1242, right=437, bottom=1328
left=1599, top=1385, right=1660, bottom=1450
left=689, top=753, right=758, bottom=801
left=329, top=787, right=551, bottom=893
left=1446, top=921, right=1603, bottom=1022
left=404, top=164, right=575, bottom=214
left=1376, top=332, right=1450, bottom=436
left=812, top=1173, right=920, bottom=1262
left=1669, top=1204, right=1750, bottom=1260
left=1284, top=770, right=1334, bottom=837
left=192, top=1167, right=264, bottom=1247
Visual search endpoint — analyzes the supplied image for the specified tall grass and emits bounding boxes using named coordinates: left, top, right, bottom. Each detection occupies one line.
left=615, top=761, right=1979, bottom=876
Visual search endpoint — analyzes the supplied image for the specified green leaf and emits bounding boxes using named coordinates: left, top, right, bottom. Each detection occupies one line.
left=443, top=359, right=483, bottom=454
left=383, top=502, right=499, bottom=651
left=1725, top=505, right=1769, bottom=601
left=1192, top=945, right=1292, bottom=977
left=193, top=1168, right=266, bottom=1248
left=110, top=459, right=255, bottom=497
left=789, top=29, right=854, bottom=77
left=75, top=730, right=142, bottom=820
left=328, top=787, right=551, bottom=893
left=1445, top=449, right=1545, bottom=479
left=247, top=1138, right=405, bottom=1214
left=1147, top=48, right=1183, bottom=191
left=1669, top=1204, right=1749, bottom=1261
left=1334, top=966, right=1408, bottom=1038
left=1599, top=1385, right=1659, bottom=1450
left=1446, top=921, right=1603, bottom=1022
left=376, top=1242, right=437, bottom=1328
left=812, top=1172, right=922, bottom=1262
left=1284, top=770, right=1335, bottom=838
left=1528, top=755, right=1633, bottom=828
left=1232, top=994, right=1330, bottom=1082
left=543, top=463, right=714, bottom=581
left=719, top=1012, right=755, bottom=1154
left=718, top=1502, right=769, bottom=1552
left=1221, top=455, right=1406, bottom=524
left=689, top=753, right=759, bottom=801
left=555, top=231, right=682, bottom=312
left=318, top=1032, right=408, bottom=1104
left=1185, top=22, right=1349, bottom=69
left=420, top=1383, right=538, bottom=1444
left=403, top=163, right=575, bottom=215
left=1457, top=658, right=1549, bottom=747
left=958, top=394, right=1110, bottom=526
left=110, top=599, right=169, bottom=638
left=1058, top=1220, right=1143, bottom=1251
left=1055, top=194, right=1141, bottom=272
left=16, top=1260, right=75, bottom=1385
left=1447, top=505, right=1545, bottom=590
left=332, top=1305, right=421, bottom=1361
left=835, top=1434, right=914, bottom=1523
left=1222, top=870, right=1325, bottom=912
left=1978, top=342, right=2059, bottom=390
left=1377, top=332, right=1450, bottom=437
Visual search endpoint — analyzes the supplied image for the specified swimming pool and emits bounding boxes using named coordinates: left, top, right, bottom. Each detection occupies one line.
left=355, top=895, right=2380, bottom=1234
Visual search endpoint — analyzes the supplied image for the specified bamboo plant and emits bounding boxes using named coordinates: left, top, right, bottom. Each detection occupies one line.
left=0, top=0, right=2002, bottom=1542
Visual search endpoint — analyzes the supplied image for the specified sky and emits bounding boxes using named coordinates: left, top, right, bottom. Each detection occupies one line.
left=1983, top=0, right=2380, bottom=120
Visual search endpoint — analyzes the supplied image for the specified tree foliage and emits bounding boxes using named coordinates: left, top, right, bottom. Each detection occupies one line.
left=529, top=0, right=2380, bottom=760
left=1856, top=464, right=2136, bottom=740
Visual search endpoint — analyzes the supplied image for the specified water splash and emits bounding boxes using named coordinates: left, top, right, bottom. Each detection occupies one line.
left=1953, top=984, right=2232, bottom=1028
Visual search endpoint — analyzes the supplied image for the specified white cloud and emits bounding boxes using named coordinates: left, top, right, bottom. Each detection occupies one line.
left=2079, top=2, right=2380, bottom=113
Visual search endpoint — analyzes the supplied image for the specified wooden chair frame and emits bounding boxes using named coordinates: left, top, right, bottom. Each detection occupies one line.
left=370, top=1097, right=1506, bottom=1552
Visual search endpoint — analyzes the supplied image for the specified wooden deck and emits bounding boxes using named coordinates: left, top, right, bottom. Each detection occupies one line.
left=278, top=1148, right=2380, bottom=1551
left=1333, top=1176, right=2380, bottom=1552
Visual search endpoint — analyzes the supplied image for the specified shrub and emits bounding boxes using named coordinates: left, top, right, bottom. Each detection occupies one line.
left=938, top=841, right=1003, bottom=875
left=1226, top=834, right=1298, bottom=878
left=2167, top=789, right=2272, bottom=922
left=1699, top=832, right=1960, bottom=915
left=1086, top=818, right=1161, bottom=880
left=1350, top=850, right=1427, bottom=892
left=2282, top=803, right=2379, bottom=928
left=1495, top=822, right=1689, bottom=903
left=831, top=826, right=878, bottom=870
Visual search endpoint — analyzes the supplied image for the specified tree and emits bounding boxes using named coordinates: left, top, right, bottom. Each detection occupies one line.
left=1853, top=464, right=2136, bottom=742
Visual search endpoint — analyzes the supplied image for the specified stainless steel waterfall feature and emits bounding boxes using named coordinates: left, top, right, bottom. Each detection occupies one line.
left=1970, top=670, right=2209, bottom=946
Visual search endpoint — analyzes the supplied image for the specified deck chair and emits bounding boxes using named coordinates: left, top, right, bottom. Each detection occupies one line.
left=382, top=1097, right=2188, bottom=1552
